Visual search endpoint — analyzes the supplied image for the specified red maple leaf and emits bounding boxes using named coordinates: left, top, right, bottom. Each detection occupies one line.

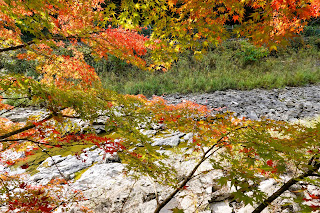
left=19, top=182, right=27, bottom=189
left=309, top=193, right=320, bottom=199
left=39, top=205, right=54, bottom=213
left=266, top=160, right=273, bottom=167
left=21, top=163, right=29, bottom=169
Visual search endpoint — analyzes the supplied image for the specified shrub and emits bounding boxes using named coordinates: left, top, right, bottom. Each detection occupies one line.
left=235, top=41, right=269, bottom=66
left=0, top=54, right=39, bottom=78
left=303, top=25, right=320, bottom=37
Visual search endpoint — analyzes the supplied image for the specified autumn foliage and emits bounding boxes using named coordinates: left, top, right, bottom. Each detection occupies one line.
left=0, top=0, right=320, bottom=212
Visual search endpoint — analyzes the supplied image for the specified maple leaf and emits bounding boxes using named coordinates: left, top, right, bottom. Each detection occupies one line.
left=233, top=15, right=240, bottom=22
left=171, top=208, right=184, bottom=213
left=266, top=160, right=273, bottom=166
left=21, top=163, right=29, bottom=169
left=271, top=0, right=282, bottom=10
left=19, top=182, right=27, bottom=189
left=39, top=205, right=54, bottom=212
left=309, top=193, right=320, bottom=199
left=5, top=160, right=14, bottom=166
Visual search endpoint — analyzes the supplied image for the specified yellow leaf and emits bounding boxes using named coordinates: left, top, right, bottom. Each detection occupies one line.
left=270, top=45, right=277, bottom=51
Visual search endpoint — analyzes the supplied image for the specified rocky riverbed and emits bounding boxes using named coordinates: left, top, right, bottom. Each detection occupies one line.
left=3, top=84, right=320, bottom=123
left=2, top=84, right=320, bottom=213
left=163, top=84, right=320, bottom=121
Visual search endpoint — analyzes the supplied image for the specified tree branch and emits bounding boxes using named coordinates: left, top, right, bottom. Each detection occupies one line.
left=0, top=138, right=90, bottom=147
left=253, top=155, right=320, bottom=213
left=1, top=96, right=30, bottom=100
left=0, top=33, right=102, bottom=53
left=0, top=99, right=30, bottom=116
left=0, top=114, right=53, bottom=140
left=154, top=126, right=248, bottom=213
left=0, top=41, right=35, bottom=53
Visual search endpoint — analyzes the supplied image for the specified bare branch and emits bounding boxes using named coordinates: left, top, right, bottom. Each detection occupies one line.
left=0, top=99, right=30, bottom=116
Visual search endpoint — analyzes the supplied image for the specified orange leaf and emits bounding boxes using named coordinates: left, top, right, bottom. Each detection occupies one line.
left=232, top=15, right=239, bottom=22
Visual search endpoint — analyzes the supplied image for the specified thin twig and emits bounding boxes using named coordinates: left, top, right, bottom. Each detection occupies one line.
left=61, top=115, right=81, bottom=119
left=147, top=173, right=160, bottom=205
left=0, top=41, right=35, bottom=53
left=120, top=179, right=138, bottom=213
left=0, top=31, right=106, bottom=53
left=36, top=143, right=69, bottom=183
left=50, top=190, right=83, bottom=212
left=0, top=100, right=28, bottom=116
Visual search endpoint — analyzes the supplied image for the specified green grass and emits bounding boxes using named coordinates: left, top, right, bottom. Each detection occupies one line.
left=95, top=38, right=320, bottom=96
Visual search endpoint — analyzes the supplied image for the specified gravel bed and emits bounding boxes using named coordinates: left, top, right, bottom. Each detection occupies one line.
left=163, top=84, right=320, bottom=121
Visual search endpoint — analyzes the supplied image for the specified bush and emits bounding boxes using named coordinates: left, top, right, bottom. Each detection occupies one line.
left=306, top=36, right=320, bottom=50
left=303, top=25, right=320, bottom=37
left=235, top=40, right=269, bottom=66
left=0, top=54, right=39, bottom=78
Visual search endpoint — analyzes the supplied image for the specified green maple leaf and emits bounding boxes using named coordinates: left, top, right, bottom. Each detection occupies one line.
left=171, top=208, right=184, bottom=213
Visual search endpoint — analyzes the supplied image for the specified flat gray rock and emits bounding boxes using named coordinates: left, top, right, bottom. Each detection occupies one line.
left=152, top=135, right=181, bottom=146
